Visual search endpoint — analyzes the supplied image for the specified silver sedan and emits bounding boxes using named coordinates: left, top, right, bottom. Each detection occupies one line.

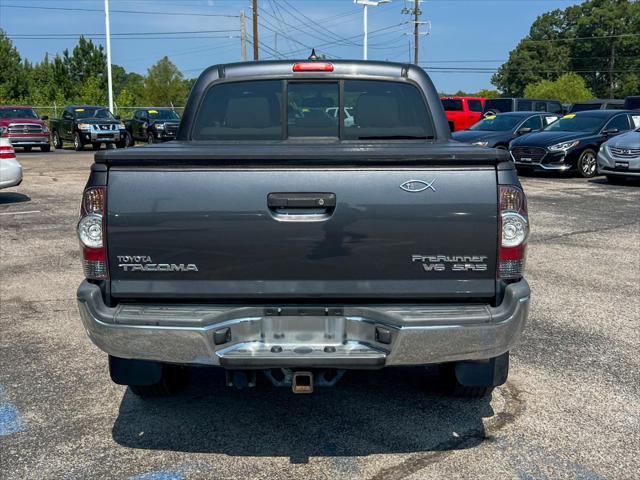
left=597, top=126, right=640, bottom=182
left=0, top=138, right=23, bottom=190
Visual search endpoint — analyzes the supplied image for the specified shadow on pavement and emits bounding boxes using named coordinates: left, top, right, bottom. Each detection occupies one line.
left=0, top=192, right=31, bottom=204
left=112, top=366, right=494, bottom=463
left=589, top=177, right=640, bottom=187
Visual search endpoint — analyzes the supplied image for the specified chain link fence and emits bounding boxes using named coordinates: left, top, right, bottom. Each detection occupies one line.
left=29, top=105, right=185, bottom=121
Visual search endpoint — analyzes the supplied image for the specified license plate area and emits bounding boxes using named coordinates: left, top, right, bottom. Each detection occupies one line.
left=261, top=314, right=346, bottom=344
left=615, top=161, right=629, bottom=170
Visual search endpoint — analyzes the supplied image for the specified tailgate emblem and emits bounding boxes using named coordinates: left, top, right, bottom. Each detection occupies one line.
left=400, top=179, right=437, bottom=193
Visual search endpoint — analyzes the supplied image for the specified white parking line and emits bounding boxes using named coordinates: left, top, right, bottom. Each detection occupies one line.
left=0, top=210, right=41, bottom=216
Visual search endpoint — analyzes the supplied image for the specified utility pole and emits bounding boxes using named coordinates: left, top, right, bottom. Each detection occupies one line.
left=609, top=40, right=615, bottom=98
left=413, top=0, right=420, bottom=65
left=402, top=0, right=429, bottom=65
left=252, top=0, right=259, bottom=61
left=104, top=0, right=114, bottom=113
left=240, top=10, right=247, bottom=61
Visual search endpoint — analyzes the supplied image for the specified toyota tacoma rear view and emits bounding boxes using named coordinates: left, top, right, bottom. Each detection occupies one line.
left=76, top=60, right=531, bottom=398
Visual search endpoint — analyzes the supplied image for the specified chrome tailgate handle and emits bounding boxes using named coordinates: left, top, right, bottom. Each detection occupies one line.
left=267, top=192, right=336, bottom=209
left=267, top=193, right=336, bottom=222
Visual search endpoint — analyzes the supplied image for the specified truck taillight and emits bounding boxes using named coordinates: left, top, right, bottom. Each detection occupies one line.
left=78, top=187, right=108, bottom=279
left=499, top=186, right=529, bottom=280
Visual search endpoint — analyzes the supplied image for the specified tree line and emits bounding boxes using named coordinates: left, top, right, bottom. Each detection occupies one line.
left=0, top=30, right=194, bottom=114
left=492, top=0, right=640, bottom=99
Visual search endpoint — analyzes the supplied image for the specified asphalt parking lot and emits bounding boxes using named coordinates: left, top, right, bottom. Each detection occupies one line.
left=1, top=148, right=638, bottom=480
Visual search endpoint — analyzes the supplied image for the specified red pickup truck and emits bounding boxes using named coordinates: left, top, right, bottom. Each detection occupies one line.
left=0, top=106, right=51, bottom=152
left=440, top=96, right=486, bottom=132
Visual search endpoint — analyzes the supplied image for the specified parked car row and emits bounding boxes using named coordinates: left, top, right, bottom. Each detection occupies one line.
left=442, top=95, right=640, bottom=132
left=0, top=104, right=181, bottom=152
left=453, top=109, right=640, bottom=181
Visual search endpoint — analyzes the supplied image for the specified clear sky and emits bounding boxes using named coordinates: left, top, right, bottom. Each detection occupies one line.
left=0, top=0, right=583, bottom=93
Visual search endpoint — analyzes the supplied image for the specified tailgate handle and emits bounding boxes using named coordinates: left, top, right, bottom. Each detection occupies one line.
left=268, top=193, right=336, bottom=209
left=267, top=193, right=336, bottom=222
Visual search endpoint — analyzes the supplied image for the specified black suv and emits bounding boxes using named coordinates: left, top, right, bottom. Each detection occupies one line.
left=624, top=96, right=640, bottom=110
left=124, top=108, right=181, bottom=145
left=484, top=98, right=563, bottom=116
left=569, top=99, right=625, bottom=112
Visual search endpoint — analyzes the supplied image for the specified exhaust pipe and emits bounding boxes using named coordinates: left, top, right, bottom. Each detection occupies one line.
left=292, top=371, right=314, bottom=394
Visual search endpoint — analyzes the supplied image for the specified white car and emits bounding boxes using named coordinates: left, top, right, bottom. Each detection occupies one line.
left=0, top=138, right=23, bottom=190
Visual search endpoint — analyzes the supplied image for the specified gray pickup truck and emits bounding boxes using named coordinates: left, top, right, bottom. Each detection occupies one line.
left=76, top=59, right=530, bottom=397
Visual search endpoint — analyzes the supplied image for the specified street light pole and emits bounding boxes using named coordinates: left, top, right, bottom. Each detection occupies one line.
left=104, top=0, right=114, bottom=113
left=363, top=4, right=368, bottom=60
left=354, top=0, right=390, bottom=61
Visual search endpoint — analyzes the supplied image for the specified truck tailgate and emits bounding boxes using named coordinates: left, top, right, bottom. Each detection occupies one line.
left=107, top=167, right=497, bottom=300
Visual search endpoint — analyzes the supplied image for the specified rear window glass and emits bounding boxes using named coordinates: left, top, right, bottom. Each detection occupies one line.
left=484, top=99, right=513, bottom=113
left=625, top=97, right=640, bottom=110
left=288, top=82, right=339, bottom=137
left=468, top=100, right=483, bottom=112
left=193, top=79, right=433, bottom=141
left=441, top=99, right=463, bottom=111
left=193, top=80, right=283, bottom=140
left=344, top=80, right=433, bottom=140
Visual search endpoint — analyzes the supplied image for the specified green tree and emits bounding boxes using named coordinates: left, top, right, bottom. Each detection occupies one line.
left=63, top=36, right=107, bottom=89
left=475, top=89, right=501, bottom=99
left=0, top=29, right=29, bottom=101
left=524, top=73, right=594, bottom=103
left=79, top=76, right=107, bottom=105
left=143, top=57, right=188, bottom=106
left=493, top=0, right=640, bottom=98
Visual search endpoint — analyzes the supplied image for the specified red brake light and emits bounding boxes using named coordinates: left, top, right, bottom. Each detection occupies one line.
left=292, top=62, right=334, bottom=72
left=0, top=145, right=16, bottom=160
left=78, top=186, right=108, bottom=279
left=498, top=186, right=529, bottom=280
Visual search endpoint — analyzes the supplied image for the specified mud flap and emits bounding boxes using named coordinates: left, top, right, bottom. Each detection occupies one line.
left=109, top=355, right=163, bottom=386
left=454, top=352, right=509, bottom=388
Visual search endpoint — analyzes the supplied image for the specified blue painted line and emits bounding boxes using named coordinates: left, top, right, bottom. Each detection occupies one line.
left=0, top=385, right=26, bottom=437
left=130, top=470, right=184, bottom=480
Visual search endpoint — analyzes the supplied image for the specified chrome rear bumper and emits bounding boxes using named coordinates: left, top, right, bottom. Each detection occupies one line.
left=77, top=280, right=530, bottom=368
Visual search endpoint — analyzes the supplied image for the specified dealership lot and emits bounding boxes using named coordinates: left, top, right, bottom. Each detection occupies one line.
left=1, top=150, right=638, bottom=480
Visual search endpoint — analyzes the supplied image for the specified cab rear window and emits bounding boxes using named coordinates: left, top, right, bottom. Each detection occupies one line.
left=192, top=79, right=434, bottom=141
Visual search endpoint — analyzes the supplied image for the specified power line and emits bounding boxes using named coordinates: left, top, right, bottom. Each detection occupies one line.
left=0, top=4, right=239, bottom=17
left=9, top=36, right=239, bottom=41
left=8, top=30, right=238, bottom=37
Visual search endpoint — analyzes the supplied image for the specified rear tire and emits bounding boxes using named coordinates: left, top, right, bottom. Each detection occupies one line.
left=109, top=355, right=188, bottom=398
left=73, top=132, right=84, bottom=151
left=124, top=131, right=134, bottom=147
left=147, top=132, right=155, bottom=144
left=577, top=149, right=597, bottom=178
left=41, top=144, right=51, bottom=152
left=438, top=352, right=509, bottom=398
left=129, top=365, right=189, bottom=398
